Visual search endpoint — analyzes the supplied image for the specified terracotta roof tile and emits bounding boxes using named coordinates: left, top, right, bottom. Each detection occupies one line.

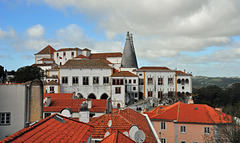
left=57, top=48, right=81, bottom=51
left=89, top=53, right=122, bottom=59
left=99, top=131, right=135, bottom=143
left=44, top=80, right=60, bottom=85
left=111, top=71, right=138, bottom=77
left=37, top=58, right=54, bottom=61
left=176, top=70, right=192, bottom=76
left=74, top=55, right=89, bottom=59
left=35, top=45, right=56, bottom=55
left=145, top=102, right=232, bottom=124
left=43, top=94, right=107, bottom=113
left=32, top=63, right=56, bottom=67
left=137, top=66, right=172, bottom=71
left=1, top=114, right=94, bottom=143
left=89, top=108, right=156, bottom=143
left=60, top=59, right=112, bottom=69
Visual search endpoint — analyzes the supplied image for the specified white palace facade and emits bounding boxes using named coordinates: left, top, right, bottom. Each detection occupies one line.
left=33, top=32, right=192, bottom=108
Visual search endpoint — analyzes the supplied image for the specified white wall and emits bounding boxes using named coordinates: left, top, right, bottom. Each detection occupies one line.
left=176, top=75, right=192, bottom=93
left=54, top=50, right=80, bottom=65
left=35, top=54, right=51, bottom=64
left=0, top=84, right=27, bottom=140
left=45, top=85, right=59, bottom=93
left=60, top=68, right=112, bottom=99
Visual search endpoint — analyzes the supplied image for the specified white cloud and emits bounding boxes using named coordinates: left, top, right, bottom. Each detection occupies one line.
left=27, top=24, right=45, bottom=38
left=0, top=27, right=16, bottom=39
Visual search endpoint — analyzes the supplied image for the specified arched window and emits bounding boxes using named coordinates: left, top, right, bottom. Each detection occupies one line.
left=100, top=93, right=108, bottom=99
left=177, top=79, right=181, bottom=84
left=185, top=79, right=189, bottom=84
left=88, top=93, right=96, bottom=99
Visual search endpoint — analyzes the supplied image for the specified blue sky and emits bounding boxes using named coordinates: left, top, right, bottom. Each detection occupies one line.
left=1, top=0, right=240, bottom=77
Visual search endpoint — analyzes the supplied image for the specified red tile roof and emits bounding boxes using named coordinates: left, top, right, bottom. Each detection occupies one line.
left=74, top=55, right=89, bottom=59
left=60, top=59, right=112, bottom=69
left=145, top=102, right=232, bottom=124
left=175, top=70, right=192, bottom=76
left=44, top=80, right=60, bottom=85
left=99, top=131, right=135, bottom=143
left=35, top=45, right=56, bottom=55
left=32, top=63, right=56, bottom=67
left=1, top=114, right=94, bottom=143
left=137, top=66, right=171, bottom=71
left=43, top=93, right=107, bottom=113
left=57, top=48, right=81, bottom=51
left=37, top=58, right=54, bottom=61
left=111, top=71, right=138, bottom=77
left=89, top=108, right=156, bottom=143
left=89, top=53, right=122, bottom=59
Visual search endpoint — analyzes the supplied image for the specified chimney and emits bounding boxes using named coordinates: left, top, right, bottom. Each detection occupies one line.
left=44, top=97, right=51, bottom=107
left=184, top=69, right=186, bottom=73
left=86, top=99, right=92, bottom=109
left=79, top=101, right=90, bottom=123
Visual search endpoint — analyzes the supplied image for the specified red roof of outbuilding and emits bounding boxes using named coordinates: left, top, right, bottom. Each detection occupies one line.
left=111, top=71, right=138, bottom=77
left=89, top=108, right=156, bottom=143
left=145, top=102, right=232, bottom=124
left=137, top=66, right=172, bottom=71
left=175, top=70, right=192, bottom=76
left=1, top=114, right=94, bottom=143
left=43, top=93, right=107, bottom=113
left=89, top=53, right=122, bottom=59
left=99, top=131, right=136, bottom=143
left=74, top=55, right=89, bottom=59
left=35, top=45, right=56, bottom=55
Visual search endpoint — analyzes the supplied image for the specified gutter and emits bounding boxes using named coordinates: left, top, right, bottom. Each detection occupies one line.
left=143, top=114, right=161, bottom=143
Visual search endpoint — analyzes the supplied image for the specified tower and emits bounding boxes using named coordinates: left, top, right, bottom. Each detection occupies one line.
left=121, top=31, right=138, bottom=72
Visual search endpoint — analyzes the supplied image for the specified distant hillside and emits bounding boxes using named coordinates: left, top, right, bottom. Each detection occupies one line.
left=192, top=76, right=240, bottom=88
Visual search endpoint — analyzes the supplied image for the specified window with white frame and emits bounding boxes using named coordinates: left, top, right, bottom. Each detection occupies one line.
left=62, top=76, right=68, bottom=84
left=158, top=77, right=163, bottom=85
left=148, top=77, right=153, bottom=85
left=103, top=76, right=109, bottom=84
left=0, top=112, right=11, bottom=125
left=180, top=141, right=186, bottom=143
left=161, top=121, right=166, bottom=130
left=180, top=126, right=186, bottom=133
left=93, top=76, right=99, bottom=84
left=168, top=77, right=173, bottom=85
left=148, top=91, right=153, bottom=97
left=204, top=127, right=210, bottom=134
left=115, top=87, right=121, bottom=94
left=158, top=91, right=163, bottom=99
left=83, top=76, right=89, bottom=85
left=50, top=86, right=54, bottom=93
left=72, top=76, right=79, bottom=84
left=160, top=138, right=166, bottom=143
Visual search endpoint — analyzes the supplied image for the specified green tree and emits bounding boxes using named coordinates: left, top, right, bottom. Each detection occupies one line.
left=14, top=66, right=43, bottom=83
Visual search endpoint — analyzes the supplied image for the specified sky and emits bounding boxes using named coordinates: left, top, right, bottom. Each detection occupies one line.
left=1, top=0, right=240, bottom=77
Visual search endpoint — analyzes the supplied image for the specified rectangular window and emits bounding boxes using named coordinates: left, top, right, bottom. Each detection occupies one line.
left=133, top=79, right=136, bottom=84
left=83, top=76, right=89, bottom=85
left=125, top=79, right=127, bottom=84
left=71, top=52, right=74, bottom=57
left=72, top=76, right=79, bottom=84
left=168, top=77, right=173, bottom=85
left=181, top=126, right=186, bottom=133
left=133, top=87, right=136, bottom=90
left=63, top=52, right=66, bottom=56
left=148, top=91, right=153, bottom=97
left=180, top=141, right=186, bottom=143
left=112, top=79, right=123, bottom=85
left=161, top=122, right=166, bottom=130
left=57, top=53, right=59, bottom=57
left=158, top=77, right=163, bottom=85
left=158, top=91, right=163, bottom=99
left=168, top=91, right=174, bottom=97
left=93, top=77, right=99, bottom=84
left=160, top=138, right=166, bottom=143
left=139, top=79, right=144, bottom=85
left=115, top=87, right=121, bottom=94
left=204, top=127, right=210, bottom=134
left=50, top=86, right=54, bottom=93
left=0, top=112, right=11, bottom=125
left=103, top=77, right=109, bottom=84
left=148, top=78, right=153, bottom=85
left=62, top=76, right=68, bottom=84
left=129, top=79, right=132, bottom=84
left=44, top=113, right=51, bottom=118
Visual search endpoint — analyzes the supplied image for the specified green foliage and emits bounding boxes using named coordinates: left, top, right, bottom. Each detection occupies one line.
left=14, top=66, right=43, bottom=83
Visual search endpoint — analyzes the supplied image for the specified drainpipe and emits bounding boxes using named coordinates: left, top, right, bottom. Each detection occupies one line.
left=26, top=84, right=30, bottom=127
left=143, top=114, right=161, bottom=143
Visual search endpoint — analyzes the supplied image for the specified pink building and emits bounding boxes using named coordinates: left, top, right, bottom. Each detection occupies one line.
left=145, top=102, right=232, bottom=143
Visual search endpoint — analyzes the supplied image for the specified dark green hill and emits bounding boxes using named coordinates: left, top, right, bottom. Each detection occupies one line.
left=192, top=76, right=240, bottom=89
